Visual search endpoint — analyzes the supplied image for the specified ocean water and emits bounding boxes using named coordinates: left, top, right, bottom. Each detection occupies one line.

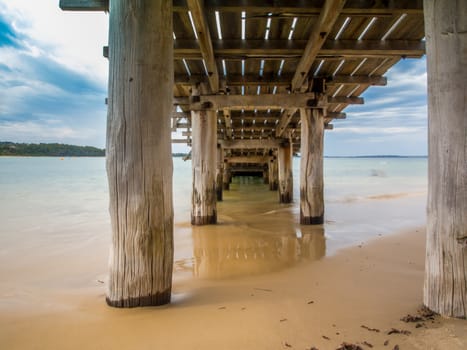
left=0, top=156, right=427, bottom=289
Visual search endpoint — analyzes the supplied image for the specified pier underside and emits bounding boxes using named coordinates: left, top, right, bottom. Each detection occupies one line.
left=60, top=0, right=465, bottom=318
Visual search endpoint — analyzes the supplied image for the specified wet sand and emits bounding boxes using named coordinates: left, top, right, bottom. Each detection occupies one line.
left=1, top=227, right=465, bottom=350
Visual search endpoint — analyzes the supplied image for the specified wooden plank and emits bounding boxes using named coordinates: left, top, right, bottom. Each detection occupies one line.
left=328, top=112, right=346, bottom=119
left=172, top=139, right=191, bottom=144
left=190, top=92, right=318, bottom=110
left=173, top=0, right=423, bottom=14
left=327, top=75, right=387, bottom=86
left=59, top=0, right=108, bottom=11
left=176, top=74, right=385, bottom=88
left=328, top=96, right=364, bottom=104
left=175, top=73, right=293, bottom=86
left=225, top=156, right=269, bottom=164
left=186, top=0, right=219, bottom=92
left=173, top=39, right=426, bottom=59
left=220, top=139, right=281, bottom=149
left=320, top=39, right=425, bottom=58
left=292, top=0, right=346, bottom=92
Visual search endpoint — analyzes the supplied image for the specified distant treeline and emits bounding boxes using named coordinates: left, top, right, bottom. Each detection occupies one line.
left=0, top=142, right=105, bottom=157
left=0, top=142, right=191, bottom=157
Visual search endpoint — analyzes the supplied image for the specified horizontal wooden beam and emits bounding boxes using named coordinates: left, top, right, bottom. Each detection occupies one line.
left=175, top=74, right=386, bottom=87
left=175, top=73, right=293, bottom=86
left=328, top=96, right=364, bottom=104
left=220, top=139, right=281, bottom=149
left=172, top=139, right=191, bottom=144
left=62, top=0, right=422, bottom=14
left=173, top=0, right=423, bottom=14
left=178, top=93, right=320, bottom=110
left=327, top=75, right=387, bottom=86
left=59, top=0, right=108, bottom=11
left=174, top=39, right=425, bottom=59
left=225, top=156, right=269, bottom=164
left=328, top=112, right=346, bottom=119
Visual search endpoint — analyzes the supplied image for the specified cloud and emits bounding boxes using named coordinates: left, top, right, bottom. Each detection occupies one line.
left=0, top=1, right=108, bottom=147
left=327, top=58, right=428, bottom=156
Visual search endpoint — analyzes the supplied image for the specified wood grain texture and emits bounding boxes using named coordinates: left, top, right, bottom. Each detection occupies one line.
left=106, top=0, right=174, bottom=307
left=269, top=158, right=278, bottom=191
left=423, top=0, right=467, bottom=318
left=223, top=163, right=231, bottom=190
left=300, top=108, right=324, bottom=225
left=191, top=84, right=217, bottom=225
left=277, top=141, right=293, bottom=203
left=216, top=146, right=224, bottom=201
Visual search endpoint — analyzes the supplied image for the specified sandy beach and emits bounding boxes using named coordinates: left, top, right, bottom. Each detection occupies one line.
left=1, top=226, right=465, bottom=350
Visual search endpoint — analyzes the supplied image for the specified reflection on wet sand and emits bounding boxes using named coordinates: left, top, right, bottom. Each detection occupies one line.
left=190, top=176, right=326, bottom=279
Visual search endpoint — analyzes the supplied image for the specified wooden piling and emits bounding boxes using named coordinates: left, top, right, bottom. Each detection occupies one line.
left=223, top=161, right=230, bottom=190
left=299, top=108, right=324, bottom=224
left=423, top=0, right=467, bottom=318
left=216, top=144, right=224, bottom=201
left=191, top=84, right=217, bottom=225
left=105, top=0, right=173, bottom=307
left=277, top=140, right=293, bottom=203
left=269, top=156, right=278, bottom=191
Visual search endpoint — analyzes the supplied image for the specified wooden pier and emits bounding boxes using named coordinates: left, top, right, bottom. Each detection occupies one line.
left=60, top=0, right=466, bottom=318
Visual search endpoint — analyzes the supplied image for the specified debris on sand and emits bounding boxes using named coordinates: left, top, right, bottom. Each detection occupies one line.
left=336, top=342, right=364, bottom=350
left=401, top=314, right=424, bottom=323
left=361, top=325, right=380, bottom=333
left=387, top=328, right=411, bottom=335
left=418, top=305, right=437, bottom=319
left=362, top=341, right=373, bottom=348
left=322, top=335, right=330, bottom=340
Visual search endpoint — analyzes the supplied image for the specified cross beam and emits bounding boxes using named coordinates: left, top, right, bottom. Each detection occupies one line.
left=173, top=39, right=425, bottom=59
left=220, top=139, right=282, bottom=149
left=173, top=0, right=423, bottom=14
left=175, top=73, right=387, bottom=87
left=276, top=0, right=345, bottom=138
left=59, top=0, right=108, bottom=11
left=186, top=0, right=219, bottom=93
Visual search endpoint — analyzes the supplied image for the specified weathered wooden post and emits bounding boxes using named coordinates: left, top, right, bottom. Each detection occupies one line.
left=191, top=84, right=217, bottom=225
left=423, top=0, right=467, bottom=318
left=106, top=0, right=174, bottom=307
left=223, top=160, right=231, bottom=190
left=299, top=108, right=324, bottom=224
left=263, top=166, right=269, bottom=184
left=277, top=138, right=293, bottom=203
left=269, top=156, right=278, bottom=191
left=216, top=144, right=224, bottom=201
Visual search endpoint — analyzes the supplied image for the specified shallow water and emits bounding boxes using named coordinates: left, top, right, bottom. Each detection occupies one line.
left=0, top=156, right=427, bottom=299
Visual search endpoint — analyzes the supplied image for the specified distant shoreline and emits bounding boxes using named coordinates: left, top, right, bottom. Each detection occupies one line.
left=0, top=142, right=105, bottom=157
left=1, top=142, right=426, bottom=158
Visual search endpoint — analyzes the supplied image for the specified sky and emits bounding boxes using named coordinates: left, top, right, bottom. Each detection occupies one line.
left=0, top=1, right=428, bottom=156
